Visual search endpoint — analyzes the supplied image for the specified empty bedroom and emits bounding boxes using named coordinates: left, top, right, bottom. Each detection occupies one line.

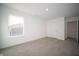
left=0, top=3, right=79, bottom=56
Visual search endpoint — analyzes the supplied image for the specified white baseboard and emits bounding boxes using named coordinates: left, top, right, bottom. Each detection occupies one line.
left=46, top=36, right=65, bottom=40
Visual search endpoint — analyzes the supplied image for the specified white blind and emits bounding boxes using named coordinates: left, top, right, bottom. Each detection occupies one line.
left=8, top=14, right=24, bottom=37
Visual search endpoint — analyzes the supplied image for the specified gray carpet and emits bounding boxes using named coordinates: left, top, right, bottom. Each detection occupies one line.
left=0, top=37, right=79, bottom=56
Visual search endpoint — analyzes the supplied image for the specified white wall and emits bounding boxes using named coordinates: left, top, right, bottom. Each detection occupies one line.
left=47, top=17, right=65, bottom=40
left=0, top=5, right=2, bottom=48
left=0, top=5, right=46, bottom=49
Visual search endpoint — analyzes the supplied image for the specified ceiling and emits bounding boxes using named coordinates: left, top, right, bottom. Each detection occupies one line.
left=3, top=3, right=79, bottom=20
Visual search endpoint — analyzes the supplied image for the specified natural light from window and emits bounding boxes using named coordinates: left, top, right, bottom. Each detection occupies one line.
left=8, top=14, right=24, bottom=37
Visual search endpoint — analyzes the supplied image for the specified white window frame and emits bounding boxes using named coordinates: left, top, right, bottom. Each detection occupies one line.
left=8, top=14, right=24, bottom=37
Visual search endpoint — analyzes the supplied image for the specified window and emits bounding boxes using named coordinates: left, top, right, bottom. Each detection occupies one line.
left=8, top=14, right=24, bottom=37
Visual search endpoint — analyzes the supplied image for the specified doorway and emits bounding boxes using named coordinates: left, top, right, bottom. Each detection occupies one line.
left=65, top=17, right=78, bottom=44
left=67, top=21, right=77, bottom=42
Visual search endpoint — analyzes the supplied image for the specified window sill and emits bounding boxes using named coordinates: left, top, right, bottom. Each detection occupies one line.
left=8, top=35, right=24, bottom=38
